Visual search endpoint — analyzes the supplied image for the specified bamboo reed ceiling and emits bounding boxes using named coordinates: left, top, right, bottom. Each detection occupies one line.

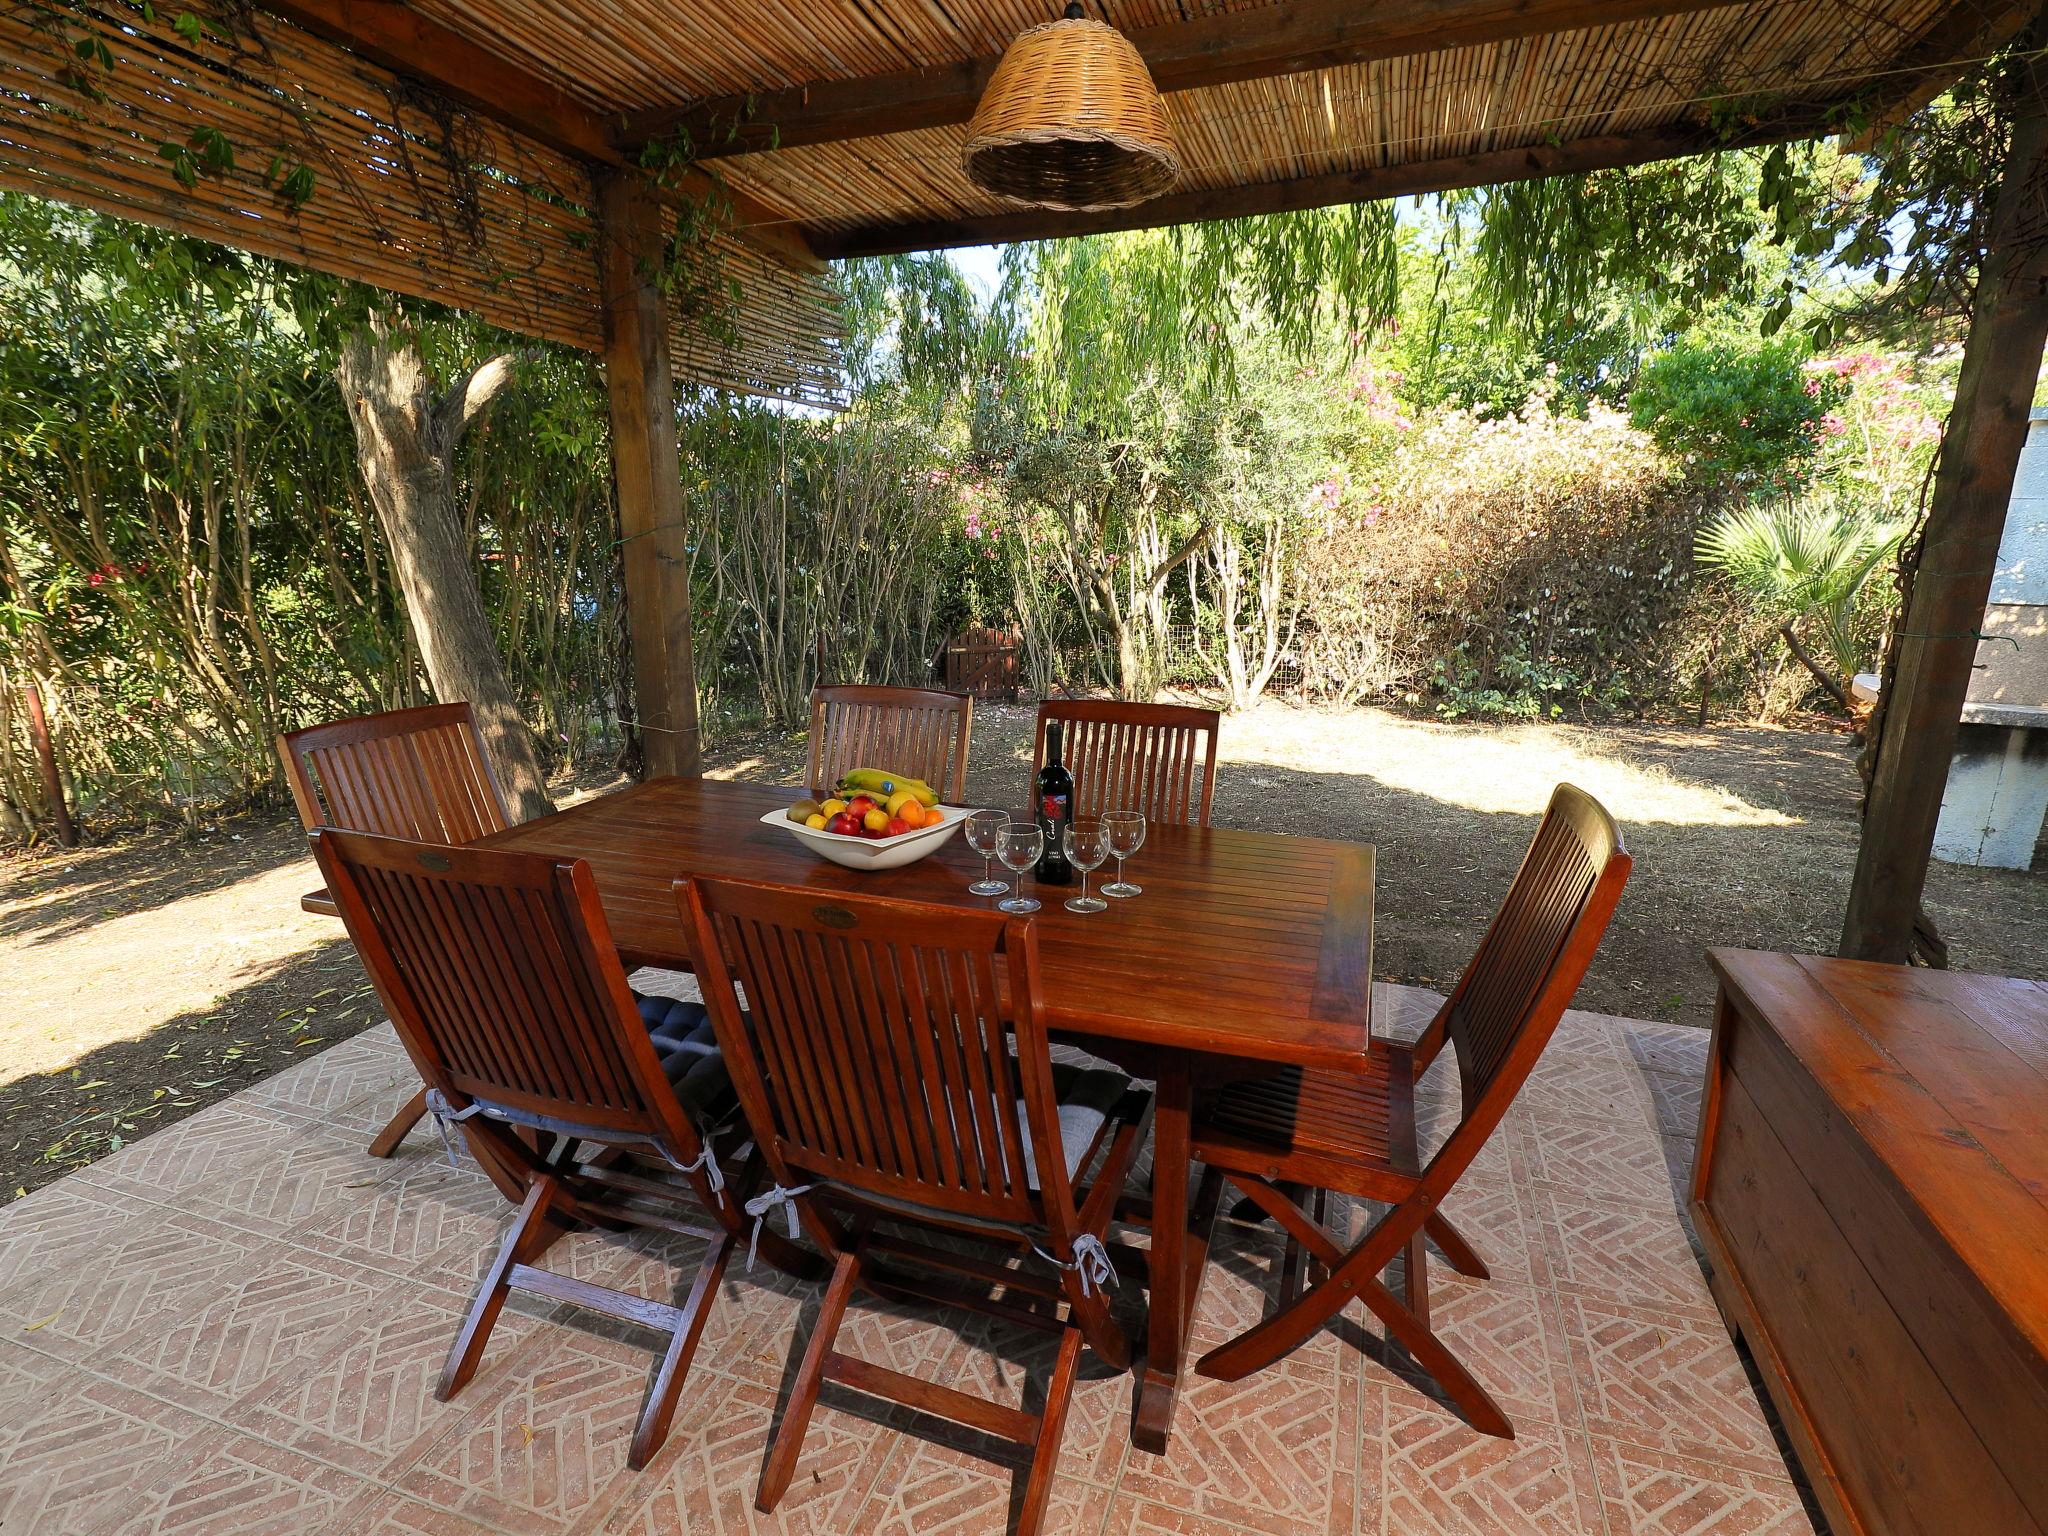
left=395, top=0, right=2006, bottom=255
left=0, top=0, right=2011, bottom=355
left=0, top=0, right=844, bottom=405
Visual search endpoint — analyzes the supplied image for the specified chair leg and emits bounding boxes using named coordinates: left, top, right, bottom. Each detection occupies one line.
left=629, top=1229, right=736, bottom=1470
left=1354, top=1275, right=1512, bottom=1439
left=1064, top=1267, right=1130, bottom=1372
left=758, top=1247, right=860, bottom=1513
left=368, top=1087, right=429, bottom=1157
left=1425, top=1212, right=1490, bottom=1280
left=1403, top=1230, right=1430, bottom=1330
left=439, top=1174, right=565, bottom=1400
left=1016, top=1326, right=1084, bottom=1536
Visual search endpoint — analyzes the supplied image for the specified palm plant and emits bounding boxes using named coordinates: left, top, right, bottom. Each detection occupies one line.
left=1695, top=499, right=1904, bottom=707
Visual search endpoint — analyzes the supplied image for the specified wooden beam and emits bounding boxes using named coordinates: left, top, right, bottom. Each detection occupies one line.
left=599, top=172, right=702, bottom=779
left=620, top=0, right=1754, bottom=158
left=809, top=121, right=1814, bottom=258
left=1840, top=22, right=2048, bottom=963
left=257, top=0, right=820, bottom=270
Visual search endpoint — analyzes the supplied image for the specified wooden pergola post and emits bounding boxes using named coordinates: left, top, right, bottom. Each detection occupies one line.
left=599, top=172, right=702, bottom=779
left=1841, top=44, right=2048, bottom=962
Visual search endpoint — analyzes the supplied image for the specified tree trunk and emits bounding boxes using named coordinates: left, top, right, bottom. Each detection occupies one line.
left=1840, top=35, right=2048, bottom=962
left=336, top=313, right=554, bottom=822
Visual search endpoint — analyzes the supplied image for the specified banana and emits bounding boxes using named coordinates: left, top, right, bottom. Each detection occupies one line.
left=838, top=767, right=939, bottom=808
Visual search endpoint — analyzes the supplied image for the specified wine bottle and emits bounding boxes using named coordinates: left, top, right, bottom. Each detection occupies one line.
left=1034, top=720, right=1074, bottom=885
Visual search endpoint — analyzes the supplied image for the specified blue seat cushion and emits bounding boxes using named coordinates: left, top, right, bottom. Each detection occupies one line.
left=634, top=993, right=736, bottom=1126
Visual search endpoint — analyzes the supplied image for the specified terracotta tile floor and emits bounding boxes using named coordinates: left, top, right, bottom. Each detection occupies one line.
left=0, top=980, right=1817, bottom=1536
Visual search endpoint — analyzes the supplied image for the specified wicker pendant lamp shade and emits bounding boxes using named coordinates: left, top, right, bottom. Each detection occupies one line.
left=963, top=4, right=1181, bottom=211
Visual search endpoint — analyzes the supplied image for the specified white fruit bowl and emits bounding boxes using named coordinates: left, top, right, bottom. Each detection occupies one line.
left=761, top=802, right=969, bottom=871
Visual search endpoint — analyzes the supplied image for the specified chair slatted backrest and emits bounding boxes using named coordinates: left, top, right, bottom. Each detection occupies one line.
left=1439, top=784, right=1631, bottom=1129
left=280, top=703, right=510, bottom=844
left=807, top=686, right=974, bottom=804
left=311, top=827, right=700, bottom=1150
left=680, top=878, right=1077, bottom=1227
left=1034, top=701, right=1220, bottom=827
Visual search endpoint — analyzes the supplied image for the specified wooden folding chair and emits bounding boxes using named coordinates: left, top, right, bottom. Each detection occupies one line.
left=806, top=684, right=974, bottom=803
left=311, top=827, right=809, bottom=1469
left=1034, top=700, right=1220, bottom=827
left=280, top=702, right=512, bottom=1157
left=677, top=876, right=1149, bottom=1536
left=1187, top=784, right=1631, bottom=1438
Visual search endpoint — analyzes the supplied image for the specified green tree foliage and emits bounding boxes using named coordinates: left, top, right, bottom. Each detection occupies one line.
left=1628, top=339, right=1846, bottom=493
left=0, top=194, right=628, bottom=829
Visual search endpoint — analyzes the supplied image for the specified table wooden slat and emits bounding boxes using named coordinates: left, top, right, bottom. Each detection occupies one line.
left=476, top=776, right=1376, bottom=1068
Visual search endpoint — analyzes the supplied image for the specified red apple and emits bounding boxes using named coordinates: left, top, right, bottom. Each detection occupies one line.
left=885, top=817, right=910, bottom=837
left=825, top=811, right=861, bottom=837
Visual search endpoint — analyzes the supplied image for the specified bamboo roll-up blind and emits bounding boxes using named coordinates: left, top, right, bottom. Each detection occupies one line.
left=0, top=0, right=844, bottom=407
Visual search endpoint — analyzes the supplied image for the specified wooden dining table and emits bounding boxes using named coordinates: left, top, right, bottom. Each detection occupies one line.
left=325, top=773, right=1376, bottom=1454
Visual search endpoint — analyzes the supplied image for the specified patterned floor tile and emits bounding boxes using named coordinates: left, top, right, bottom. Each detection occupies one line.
left=237, top=1033, right=418, bottom=1122
left=0, top=1338, right=72, bottom=1419
left=396, top=1326, right=687, bottom=1534
left=315, top=1487, right=509, bottom=1535
left=1561, top=1297, right=1788, bottom=1475
left=595, top=1374, right=902, bottom=1536
left=96, top=1426, right=379, bottom=1535
left=100, top=1249, right=399, bottom=1415
left=80, top=1100, right=406, bottom=1239
left=0, top=1206, right=267, bottom=1364
left=854, top=1432, right=1115, bottom=1536
left=1644, top=1069, right=1705, bottom=1140
left=1589, top=1437, right=1815, bottom=1535
left=1519, top=1117, right=1690, bottom=1213
left=1119, top=1323, right=1354, bottom=1536
left=1550, top=1011, right=1630, bottom=1066
left=1364, top=1274, right=1579, bottom=1433
left=1526, top=1187, right=1720, bottom=1322
left=1432, top=1174, right=1537, bottom=1284
left=0, top=1375, right=212, bottom=1536
left=0, top=1000, right=1799, bottom=1536
left=0, top=1179, right=159, bottom=1292
left=1099, top=1491, right=1295, bottom=1535
left=289, top=1154, right=520, bottom=1284
left=1519, top=1055, right=1659, bottom=1129
left=1377, top=1388, right=1606, bottom=1535
left=1617, top=1023, right=1710, bottom=1080
left=227, top=1279, right=538, bottom=1478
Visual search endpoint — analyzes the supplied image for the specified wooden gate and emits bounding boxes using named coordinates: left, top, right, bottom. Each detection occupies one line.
left=943, top=626, right=1020, bottom=699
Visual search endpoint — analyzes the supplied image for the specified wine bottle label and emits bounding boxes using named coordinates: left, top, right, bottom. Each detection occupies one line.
left=1036, top=792, right=1072, bottom=883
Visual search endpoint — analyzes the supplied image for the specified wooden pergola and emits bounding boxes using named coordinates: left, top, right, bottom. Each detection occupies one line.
left=3, top=0, right=2040, bottom=962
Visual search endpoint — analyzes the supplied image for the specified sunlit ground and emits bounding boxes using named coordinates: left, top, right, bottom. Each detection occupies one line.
left=1224, top=699, right=1802, bottom=829
left=1, top=857, right=336, bottom=1087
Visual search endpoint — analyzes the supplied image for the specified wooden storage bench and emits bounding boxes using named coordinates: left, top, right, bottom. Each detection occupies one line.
left=1692, top=951, right=2048, bottom=1536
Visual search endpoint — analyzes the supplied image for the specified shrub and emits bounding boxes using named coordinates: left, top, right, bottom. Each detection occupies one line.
left=1628, top=337, right=1845, bottom=495
left=1298, top=395, right=1706, bottom=715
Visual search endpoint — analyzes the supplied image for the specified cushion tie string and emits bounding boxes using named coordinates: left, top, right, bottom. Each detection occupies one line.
left=742, top=1183, right=815, bottom=1270
left=657, top=1141, right=726, bottom=1199
left=1032, top=1234, right=1117, bottom=1297
left=423, top=1087, right=486, bottom=1169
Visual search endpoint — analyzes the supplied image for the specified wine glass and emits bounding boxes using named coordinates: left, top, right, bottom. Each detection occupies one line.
left=965, top=809, right=1011, bottom=896
left=1103, top=809, right=1146, bottom=898
left=995, top=825, right=1043, bottom=914
left=1063, top=818, right=1109, bottom=913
